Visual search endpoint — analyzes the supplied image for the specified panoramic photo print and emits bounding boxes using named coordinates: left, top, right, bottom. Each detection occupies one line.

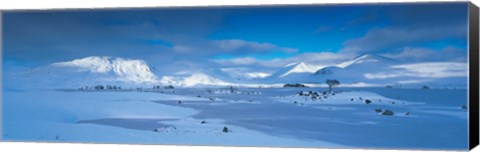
left=2, top=2, right=470, bottom=150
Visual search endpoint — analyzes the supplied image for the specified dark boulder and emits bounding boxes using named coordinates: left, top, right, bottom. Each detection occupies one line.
left=381, top=110, right=394, bottom=116
left=222, top=126, right=230, bottom=133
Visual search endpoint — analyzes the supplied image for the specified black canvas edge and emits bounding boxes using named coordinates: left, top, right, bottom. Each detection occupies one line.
left=469, top=1, right=479, bottom=150
left=0, top=11, right=3, bottom=141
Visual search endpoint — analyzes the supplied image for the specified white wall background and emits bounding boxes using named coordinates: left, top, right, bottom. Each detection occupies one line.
left=0, top=0, right=478, bottom=152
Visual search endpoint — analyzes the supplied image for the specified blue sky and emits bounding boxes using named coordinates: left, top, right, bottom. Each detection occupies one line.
left=3, top=2, right=469, bottom=74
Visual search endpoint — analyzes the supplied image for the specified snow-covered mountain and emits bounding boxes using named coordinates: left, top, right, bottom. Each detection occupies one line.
left=314, top=54, right=398, bottom=77
left=259, top=55, right=396, bottom=84
left=308, top=54, right=400, bottom=85
left=260, top=62, right=320, bottom=83
left=5, top=54, right=467, bottom=89
left=52, top=56, right=158, bottom=83
left=271, top=62, right=320, bottom=78
left=310, top=54, right=467, bottom=87
left=8, top=56, right=160, bottom=89
left=336, top=54, right=397, bottom=68
left=255, top=54, right=467, bottom=88
left=160, top=73, right=231, bottom=87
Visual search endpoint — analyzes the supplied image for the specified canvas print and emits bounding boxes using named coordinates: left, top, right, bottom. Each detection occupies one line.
left=1, top=2, right=472, bottom=150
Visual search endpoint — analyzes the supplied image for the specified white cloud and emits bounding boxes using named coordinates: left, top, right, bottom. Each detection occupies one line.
left=397, top=79, right=431, bottom=84
left=245, top=72, right=271, bottom=78
left=217, top=57, right=258, bottom=65
left=364, top=62, right=467, bottom=79
left=172, top=45, right=192, bottom=53
left=214, top=52, right=353, bottom=68
left=382, top=47, right=436, bottom=59
left=315, top=25, right=333, bottom=33
left=290, top=52, right=354, bottom=66
left=382, top=46, right=467, bottom=62
left=341, top=25, right=466, bottom=54
left=215, top=39, right=248, bottom=51
left=173, top=70, right=194, bottom=76
left=282, top=47, right=299, bottom=53
left=220, top=67, right=272, bottom=79
left=213, top=39, right=298, bottom=53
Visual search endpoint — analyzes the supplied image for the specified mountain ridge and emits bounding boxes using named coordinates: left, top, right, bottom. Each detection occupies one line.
left=5, top=54, right=467, bottom=89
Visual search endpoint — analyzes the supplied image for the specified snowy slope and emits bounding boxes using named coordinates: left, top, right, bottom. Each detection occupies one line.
left=311, top=54, right=467, bottom=88
left=253, top=54, right=468, bottom=88
left=257, top=55, right=395, bottom=84
left=311, top=54, right=399, bottom=83
left=160, top=73, right=231, bottom=87
left=261, top=62, right=320, bottom=83
left=276, top=62, right=320, bottom=78
left=53, top=56, right=158, bottom=83
left=336, top=54, right=397, bottom=68
left=6, top=56, right=160, bottom=89
left=4, top=54, right=467, bottom=89
left=3, top=90, right=342, bottom=147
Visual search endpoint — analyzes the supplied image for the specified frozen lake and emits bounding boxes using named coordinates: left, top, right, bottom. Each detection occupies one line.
left=151, top=87, right=468, bottom=149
